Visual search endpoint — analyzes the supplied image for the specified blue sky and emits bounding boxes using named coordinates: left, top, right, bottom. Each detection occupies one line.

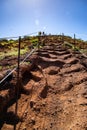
left=0, top=0, right=87, bottom=40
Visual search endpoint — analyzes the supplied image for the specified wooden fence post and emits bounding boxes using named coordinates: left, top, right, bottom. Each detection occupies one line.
left=74, top=34, right=76, bottom=44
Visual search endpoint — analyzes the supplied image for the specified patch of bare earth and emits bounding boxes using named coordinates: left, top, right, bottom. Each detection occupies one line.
left=0, top=41, right=87, bottom=130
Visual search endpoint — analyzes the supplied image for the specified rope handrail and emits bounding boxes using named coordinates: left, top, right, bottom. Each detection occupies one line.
left=78, top=50, right=87, bottom=58
left=0, top=31, right=40, bottom=84
left=0, top=47, right=38, bottom=84
left=64, top=41, right=87, bottom=58
left=0, top=32, right=38, bottom=40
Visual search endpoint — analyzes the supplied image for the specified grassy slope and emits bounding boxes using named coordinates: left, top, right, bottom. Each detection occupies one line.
left=0, top=37, right=39, bottom=59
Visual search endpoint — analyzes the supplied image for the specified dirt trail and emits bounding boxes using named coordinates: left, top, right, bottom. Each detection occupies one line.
left=1, top=41, right=87, bottom=130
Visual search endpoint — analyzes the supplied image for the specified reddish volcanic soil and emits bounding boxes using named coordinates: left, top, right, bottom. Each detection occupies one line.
left=0, top=40, right=87, bottom=130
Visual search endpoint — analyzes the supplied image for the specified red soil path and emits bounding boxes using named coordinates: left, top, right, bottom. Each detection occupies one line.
left=0, top=40, right=87, bottom=130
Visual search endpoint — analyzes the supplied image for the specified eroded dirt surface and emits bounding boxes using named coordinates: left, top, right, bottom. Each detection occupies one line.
left=0, top=41, right=87, bottom=130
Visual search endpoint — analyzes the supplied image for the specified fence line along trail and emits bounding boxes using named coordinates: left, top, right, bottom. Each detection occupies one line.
left=0, top=36, right=87, bottom=130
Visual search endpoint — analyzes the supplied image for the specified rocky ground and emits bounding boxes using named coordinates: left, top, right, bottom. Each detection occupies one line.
left=0, top=40, right=87, bottom=130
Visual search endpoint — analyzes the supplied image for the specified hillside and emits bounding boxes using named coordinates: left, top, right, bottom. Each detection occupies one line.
left=0, top=36, right=87, bottom=130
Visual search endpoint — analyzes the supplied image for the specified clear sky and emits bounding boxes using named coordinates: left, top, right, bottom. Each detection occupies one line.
left=0, top=0, right=87, bottom=40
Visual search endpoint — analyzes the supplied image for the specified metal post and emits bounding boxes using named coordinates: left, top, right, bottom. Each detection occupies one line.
left=14, top=36, right=21, bottom=130
left=74, top=34, right=76, bottom=44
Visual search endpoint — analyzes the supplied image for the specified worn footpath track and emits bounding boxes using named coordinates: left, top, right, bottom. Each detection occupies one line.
left=1, top=41, right=87, bottom=130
